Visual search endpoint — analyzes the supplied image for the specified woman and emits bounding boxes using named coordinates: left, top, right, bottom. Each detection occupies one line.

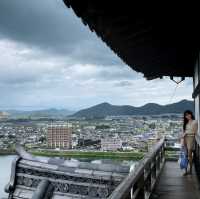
left=182, top=110, right=198, bottom=175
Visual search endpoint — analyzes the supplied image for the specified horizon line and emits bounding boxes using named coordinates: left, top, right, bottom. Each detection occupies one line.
left=0, top=99, right=193, bottom=112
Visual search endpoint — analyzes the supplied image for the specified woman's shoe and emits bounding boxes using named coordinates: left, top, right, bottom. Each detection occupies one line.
left=183, top=171, right=188, bottom=176
left=188, top=169, right=192, bottom=175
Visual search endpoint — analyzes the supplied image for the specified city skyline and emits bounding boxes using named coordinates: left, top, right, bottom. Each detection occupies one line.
left=0, top=0, right=193, bottom=110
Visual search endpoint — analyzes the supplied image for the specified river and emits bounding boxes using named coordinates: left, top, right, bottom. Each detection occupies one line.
left=0, top=155, right=137, bottom=197
left=0, top=155, right=16, bottom=198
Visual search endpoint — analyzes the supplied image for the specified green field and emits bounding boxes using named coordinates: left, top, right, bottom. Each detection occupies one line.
left=30, top=150, right=144, bottom=160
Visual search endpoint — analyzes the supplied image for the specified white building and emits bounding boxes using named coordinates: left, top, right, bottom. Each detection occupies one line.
left=101, top=138, right=122, bottom=151
left=0, top=111, right=9, bottom=120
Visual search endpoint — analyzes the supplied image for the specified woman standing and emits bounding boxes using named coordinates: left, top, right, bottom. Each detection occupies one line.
left=182, top=110, right=198, bottom=175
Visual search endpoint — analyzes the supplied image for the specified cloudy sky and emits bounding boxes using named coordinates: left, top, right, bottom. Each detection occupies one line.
left=0, top=0, right=193, bottom=111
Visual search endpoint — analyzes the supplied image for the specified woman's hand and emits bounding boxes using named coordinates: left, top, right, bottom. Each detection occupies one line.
left=182, top=133, right=186, bottom=138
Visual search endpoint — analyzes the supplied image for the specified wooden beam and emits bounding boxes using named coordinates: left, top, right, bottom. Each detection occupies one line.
left=192, top=81, right=200, bottom=98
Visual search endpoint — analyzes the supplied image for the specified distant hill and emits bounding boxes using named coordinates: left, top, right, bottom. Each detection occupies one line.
left=5, top=109, right=75, bottom=119
left=72, top=100, right=194, bottom=118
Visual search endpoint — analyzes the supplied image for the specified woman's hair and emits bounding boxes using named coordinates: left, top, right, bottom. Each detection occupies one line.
left=183, top=110, right=195, bottom=131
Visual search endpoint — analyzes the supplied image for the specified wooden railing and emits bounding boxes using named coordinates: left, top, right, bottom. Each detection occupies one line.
left=164, top=138, right=180, bottom=161
left=195, top=134, right=200, bottom=159
left=194, top=134, right=200, bottom=176
left=108, top=138, right=165, bottom=199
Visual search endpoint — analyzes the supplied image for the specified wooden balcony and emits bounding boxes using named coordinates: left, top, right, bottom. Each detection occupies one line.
left=109, top=136, right=200, bottom=199
left=150, top=161, right=200, bottom=199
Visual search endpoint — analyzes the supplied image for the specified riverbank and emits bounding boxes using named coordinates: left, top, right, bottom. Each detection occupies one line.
left=0, top=155, right=16, bottom=198
left=1, top=148, right=144, bottom=160
left=30, top=150, right=144, bottom=160
left=0, top=150, right=16, bottom=155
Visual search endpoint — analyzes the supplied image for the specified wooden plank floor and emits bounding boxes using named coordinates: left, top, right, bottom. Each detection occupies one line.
left=150, top=161, right=200, bottom=199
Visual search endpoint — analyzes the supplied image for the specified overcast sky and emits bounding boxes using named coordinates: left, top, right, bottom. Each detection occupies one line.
left=0, top=0, right=193, bottom=111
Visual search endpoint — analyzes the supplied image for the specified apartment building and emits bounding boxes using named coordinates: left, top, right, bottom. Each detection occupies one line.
left=47, top=123, right=72, bottom=149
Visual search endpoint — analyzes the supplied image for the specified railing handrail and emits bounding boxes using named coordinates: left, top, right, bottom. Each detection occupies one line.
left=109, top=137, right=165, bottom=199
left=195, top=134, right=200, bottom=146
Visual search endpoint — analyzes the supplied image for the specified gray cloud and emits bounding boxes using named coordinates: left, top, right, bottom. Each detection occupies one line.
left=0, top=39, right=136, bottom=87
left=0, top=0, right=87, bottom=48
left=114, top=81, right=134, bottom=87
left=97, top=67, right=138, bottom=81
left=0, top=0, right=193, bottom=110
left=0, top=0, right=123, bottom=66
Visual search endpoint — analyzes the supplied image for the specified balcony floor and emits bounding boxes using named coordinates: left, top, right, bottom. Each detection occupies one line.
left=151, top=161, right=200, bottom=199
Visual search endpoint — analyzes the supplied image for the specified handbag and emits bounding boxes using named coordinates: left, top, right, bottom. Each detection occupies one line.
left=179, top=146, right=188, bottom=170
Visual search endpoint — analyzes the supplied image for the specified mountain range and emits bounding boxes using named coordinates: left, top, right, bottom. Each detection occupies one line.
left=72, top=100, right=194, bottom=118
left=0, top=100, right=194, bottom=119
left=4, top=108, right=74, bottom=118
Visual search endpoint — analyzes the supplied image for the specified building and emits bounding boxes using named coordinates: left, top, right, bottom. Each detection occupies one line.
left=101, top=138, right=122, bottom=151
left=47, top=123, right=72, bottom=149
left=0, top=111, right=9, bottom=120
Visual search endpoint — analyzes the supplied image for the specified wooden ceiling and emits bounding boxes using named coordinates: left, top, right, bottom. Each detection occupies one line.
left=63, top=1, right=199, bottom=79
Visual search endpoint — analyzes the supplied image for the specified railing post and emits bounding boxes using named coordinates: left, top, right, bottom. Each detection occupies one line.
left=144, top=162, right=151, bottom=199
left=195, top=136, right=200, bottom=162
left=152, top=156, right=156, bottom=186
left=157, top=151, right=160, bottom=173
left=125, top=192, right=131, bottom=199
left=194, top=140, right=198, bottom=160
left=161, top=144, right=165, bottom=163
left=136, top=172, right=145, bottom=199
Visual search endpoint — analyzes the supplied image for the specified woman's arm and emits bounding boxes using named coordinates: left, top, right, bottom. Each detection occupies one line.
left=181, top=130, right=186, bottom=138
